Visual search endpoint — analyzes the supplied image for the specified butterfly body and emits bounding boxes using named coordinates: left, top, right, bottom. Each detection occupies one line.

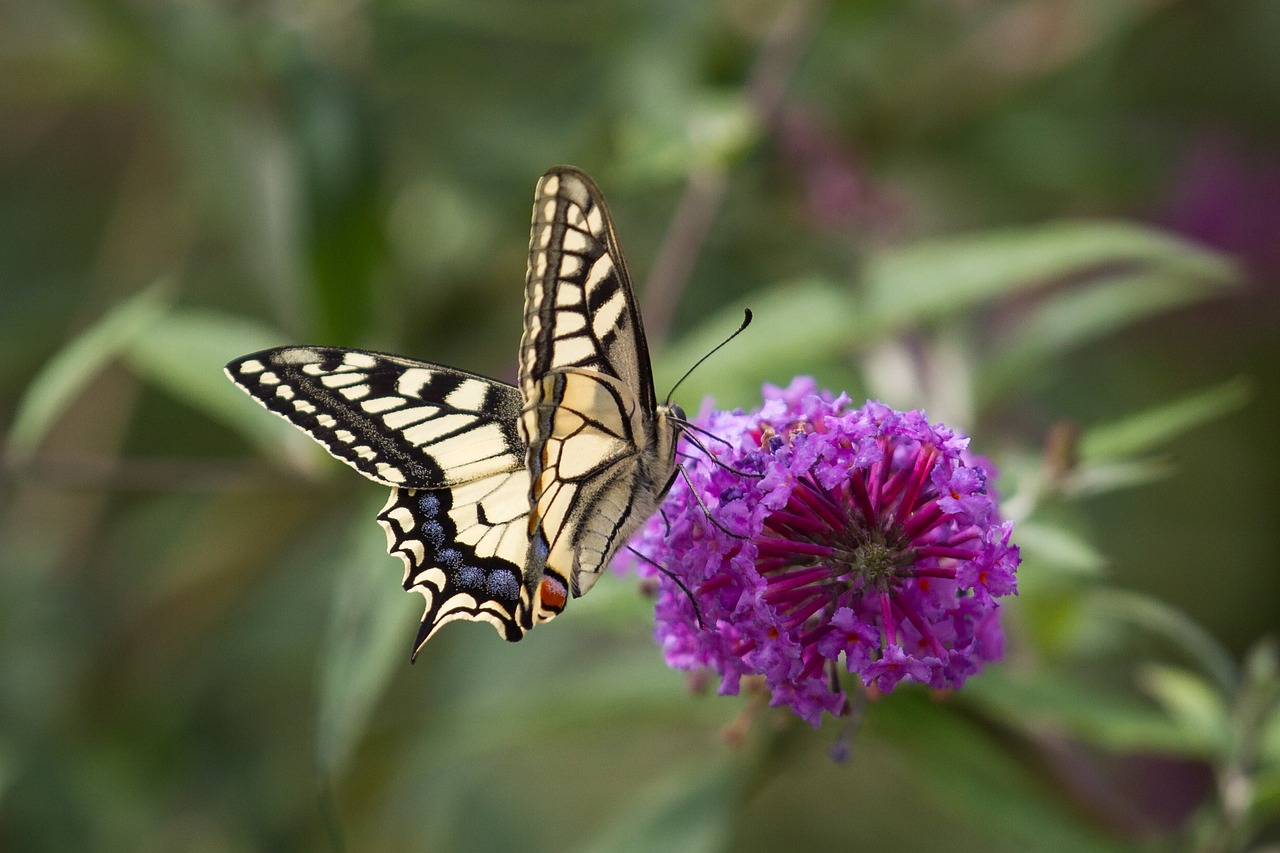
left=227, top=167, right=681, bottom=653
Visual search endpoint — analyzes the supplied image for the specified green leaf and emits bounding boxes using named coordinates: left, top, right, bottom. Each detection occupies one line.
left=654, top=279, right=863, bottom=408
left=1012, top=519, right=1107, bottom=575
left=862, top=220, right=1237, bottom=330
left=575, top=763, right=735, bottom=853
left=876, top=690, right=1134, bottom=851
left=123, top=308, right=302, bottom=457
left=314, top=500, right=418, bottom=780
left=1138, top=665, right=1231, bottom=755
left=1079, top=377, right=1251, bottom=462
left=979, top=270, right=1238, bottom=404
left=964, top=667, right=1210, bottom=755
left=1087, top=588, right=1238, bottom=694
left=6, top=285, right=168, bottom=462
left=1067, top=458, right=1175, bottom=496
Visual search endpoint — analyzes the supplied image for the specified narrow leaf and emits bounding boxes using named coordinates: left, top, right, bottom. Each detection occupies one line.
left=124, top=308, right=300, bottom=455
left=864, top=220, right=1237, bottom=329
left=314, top=501, right=417, bottom=780
left=1087, top=588, right=1238, bottom=693
left=6, top=286, right=168, bottom=461
left=1080, top=378, right=1251, bottom=462
left=1012, top=519, right=1107, bottom=575
left=654, top=279, right=862, bottom=408
left=979, top=270, right=1236, bottom=403
left=1138, top=665, right=1231, bottom=754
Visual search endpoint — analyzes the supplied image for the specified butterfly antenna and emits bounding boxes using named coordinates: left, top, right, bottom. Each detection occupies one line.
left=675, top=464, right=750, bottom=541
left=676, top=418, right=733, bottom=449
left=676, top=425, right=764, bottom=480
left=627, top=545, right=704, bottom=629
left=663, top=309, right=752, bottom=407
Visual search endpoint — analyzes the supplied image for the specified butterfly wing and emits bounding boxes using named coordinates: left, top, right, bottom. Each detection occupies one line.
left=378, top=475, right=539, bottom=650
left=226, top=347, right=526, bottom=489
left=519, top=167, right=681, bottom=605
left=226, top=347, right=540, bottom=645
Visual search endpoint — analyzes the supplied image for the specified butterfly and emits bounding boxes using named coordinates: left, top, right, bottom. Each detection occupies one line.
left=226, top=167, right=685, bottom=654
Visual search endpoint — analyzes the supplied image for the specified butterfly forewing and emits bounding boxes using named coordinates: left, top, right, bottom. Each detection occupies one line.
left=226, top=348, right=526, bottom=489
left=521, top=168, right=656, bottom=416
left=520, top=167, right=681, bottom=600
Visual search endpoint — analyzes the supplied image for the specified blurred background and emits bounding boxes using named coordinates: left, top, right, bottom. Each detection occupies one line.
left=2, top=0, right=1277, bottom=850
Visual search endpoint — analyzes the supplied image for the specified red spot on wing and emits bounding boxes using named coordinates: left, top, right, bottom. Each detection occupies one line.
left=539, top=575, right=568, bottom=614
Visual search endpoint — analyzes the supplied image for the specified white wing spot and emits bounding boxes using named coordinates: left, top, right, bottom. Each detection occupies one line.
left=320, top=372, right=364, bottom=388
left=557, top=311, right=586, bottom=335
left=383, top=405, right=439, bottom=429
left=238, top=359, right=264, bottom=374
left=559, top=253, right=581, bottom=277
left=396, top=368, right=435, bottom=397
left=361, top=396, right=406, bottom=414
left=557, top=282, right=582, bottom=305
left=562, top=228, right=589, bottom=252
left=445, top=380, right=489, bottom=412
left=592, top=291, right=626, bottom=340
left=344, top=353, right=378, bottom=369
left=584, top=255, right=614, bottom=291
left=334, top=429, right=356, bottom=443
left=293, top=400, right=316, bottom=414
left=339, top=384, right=370, bottom=400
left=555, top=336, right=596, bottom=365
left=426, top=424, right=509, bottom=466
left=376, top=463, right=406, bottom=485
left=275, top=384, right=294, bottom=400
left=316, top=414, right=337, bottom=428
left=385, top=504, right=414, bottom=533
left=403, top=413, right=481, bottom=446
left=259, top=371, right=280, bottom=385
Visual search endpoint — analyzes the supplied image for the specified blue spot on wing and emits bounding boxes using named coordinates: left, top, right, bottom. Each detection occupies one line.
left=454, top=565, right=485, bottom=589
left=485, top=569, right=520, bottom=601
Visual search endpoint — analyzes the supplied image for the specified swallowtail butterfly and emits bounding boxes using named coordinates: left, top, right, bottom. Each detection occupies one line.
left=226, top=167, right=684, bottom=654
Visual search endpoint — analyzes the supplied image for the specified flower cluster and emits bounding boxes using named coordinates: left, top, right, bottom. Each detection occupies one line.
left=628, top=378, right=1019, bottom=726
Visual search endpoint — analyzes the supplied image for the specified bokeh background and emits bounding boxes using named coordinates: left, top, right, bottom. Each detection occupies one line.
left=2, top=1, right=1278, bottom=850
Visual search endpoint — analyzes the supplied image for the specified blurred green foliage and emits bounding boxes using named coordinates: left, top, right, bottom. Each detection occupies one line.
left=2, top=0, right=1279, bottom=850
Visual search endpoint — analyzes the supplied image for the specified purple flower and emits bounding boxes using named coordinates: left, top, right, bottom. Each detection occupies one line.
left=626, top=378, right=1020, bottom=726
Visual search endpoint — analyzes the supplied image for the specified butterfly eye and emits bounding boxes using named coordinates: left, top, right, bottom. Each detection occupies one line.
left=538, top=575, right=568, bottom=615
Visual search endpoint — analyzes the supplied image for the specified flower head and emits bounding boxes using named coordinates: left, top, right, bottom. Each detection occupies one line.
left=627, top=378, right=1019, bottom=726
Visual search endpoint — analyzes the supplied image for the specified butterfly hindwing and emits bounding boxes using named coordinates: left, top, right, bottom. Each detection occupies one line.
left=378, top=472, right=541, bottom=650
